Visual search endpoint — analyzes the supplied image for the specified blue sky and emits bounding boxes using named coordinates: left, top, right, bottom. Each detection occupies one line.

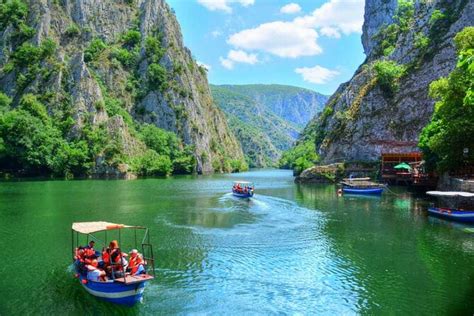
left=166, top=0, right=366, bottom=95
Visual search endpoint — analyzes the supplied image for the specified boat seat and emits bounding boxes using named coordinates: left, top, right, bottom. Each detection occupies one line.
left=114, top=274, right=154, bottom=284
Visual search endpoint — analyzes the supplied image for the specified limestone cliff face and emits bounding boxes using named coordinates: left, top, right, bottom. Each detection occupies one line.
left=0, top=0, right=244, bottom=174
left=312, top=0, right=473, bottom=163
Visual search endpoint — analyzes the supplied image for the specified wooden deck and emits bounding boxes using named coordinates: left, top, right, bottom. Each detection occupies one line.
left=114, top=274, right=154, bottom=284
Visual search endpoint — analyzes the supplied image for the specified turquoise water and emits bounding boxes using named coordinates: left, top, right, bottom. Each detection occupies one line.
left=0, top=169, right=473, bottom=314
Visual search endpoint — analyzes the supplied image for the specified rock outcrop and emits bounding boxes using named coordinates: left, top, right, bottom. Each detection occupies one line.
left=306, top=0, right=473, bottom=163
left=295, top=163, right=345, bottom=184
left=0, top=0, right=245, bottom=175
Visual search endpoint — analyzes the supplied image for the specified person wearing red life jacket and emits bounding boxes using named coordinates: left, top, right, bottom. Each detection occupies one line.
left=127, top=249, right=145, bottom=275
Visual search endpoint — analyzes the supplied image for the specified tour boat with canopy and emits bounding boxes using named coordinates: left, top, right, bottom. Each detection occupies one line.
left=426, top=191, right=474, bottom=223
left=232, top=181, right=254, bottom=198
left=340, top=177, right=386, bottom=195
left=71, top=221, right=155, bottom=306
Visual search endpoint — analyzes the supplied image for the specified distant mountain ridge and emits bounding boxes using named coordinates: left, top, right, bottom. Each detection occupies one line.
left=217, top=84, right=328, bottom=128
left=211, top=84, right=328, bottom=167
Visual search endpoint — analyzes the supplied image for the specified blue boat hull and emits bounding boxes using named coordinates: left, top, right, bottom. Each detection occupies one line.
left=232, top=190, right=254, bottom=198
left=78, top=276, right=146, bottom=306
left=342, top=187, right=384, bottom=195
left=427, top=207, right=474, bottom=223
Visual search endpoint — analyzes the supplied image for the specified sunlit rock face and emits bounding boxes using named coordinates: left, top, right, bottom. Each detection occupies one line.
left=303, top=0, right=473, bottom=163
left=0, top=0, right=244, bottom=174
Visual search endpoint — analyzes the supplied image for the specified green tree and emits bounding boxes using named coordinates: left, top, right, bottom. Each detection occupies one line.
left=0, top=0, right=28, bottom=28
left=121, top=30, right=141, bottom=48
left=84, top=38, right=107, bottom=62
left=394, top=0, right=414, bottom=32
left=147, top=63, right=167, bottom=90
left=133, top=149, right=173, bottom=176
left=279, top=140, right=319, bottom=175
left=373, top=60, right=406, bottom=96
left=419, top=27, right=474, bottom=172
left=0, top=92, right=12, bottom=111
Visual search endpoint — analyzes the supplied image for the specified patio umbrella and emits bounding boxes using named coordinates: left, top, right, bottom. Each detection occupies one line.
left=394, top=162, right=412, bottom=170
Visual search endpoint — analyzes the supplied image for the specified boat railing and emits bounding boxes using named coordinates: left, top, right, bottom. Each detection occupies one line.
left=71, top=223, right=155, bottom=285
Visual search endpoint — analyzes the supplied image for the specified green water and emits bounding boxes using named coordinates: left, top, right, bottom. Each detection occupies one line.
left=0, top=169, right=473, bottom=315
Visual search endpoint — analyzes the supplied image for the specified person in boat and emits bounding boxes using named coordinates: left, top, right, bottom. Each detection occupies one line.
left=105, top=240, right=128, bottom=278
left=74, top=247, right=87, bottom=274
left=84, top=240, right=101, bottom=257
left=84, top=240, right=95, bottom=250
left=87, top=259, right=107, bottom=282
left=127, top=249, right=145, bottom=276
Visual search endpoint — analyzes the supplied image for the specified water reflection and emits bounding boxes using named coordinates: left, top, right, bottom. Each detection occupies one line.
left=294, top=182, right=474, bottom=314
left=1, top=170, right=474, bottom=314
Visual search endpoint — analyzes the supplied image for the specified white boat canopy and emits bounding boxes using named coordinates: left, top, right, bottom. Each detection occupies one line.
left=426, top=191, right=474, bottom=198
left=72, top=221, right=143, bottom=234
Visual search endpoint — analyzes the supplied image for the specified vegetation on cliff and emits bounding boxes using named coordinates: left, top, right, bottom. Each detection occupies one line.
left=419, top=27, right=474, bottom=172
left=0, top=0, right=246, bottom=178
left=282, top=0, right=472, bottom=173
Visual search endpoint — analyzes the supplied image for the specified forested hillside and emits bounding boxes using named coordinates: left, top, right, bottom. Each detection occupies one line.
left=0, top=0, right=246, bottom=178
left=212, top=84, right=327, bottom=167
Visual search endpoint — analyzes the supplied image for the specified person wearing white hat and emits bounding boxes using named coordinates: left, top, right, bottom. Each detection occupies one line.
left=127, top=249, right=145, bottom=275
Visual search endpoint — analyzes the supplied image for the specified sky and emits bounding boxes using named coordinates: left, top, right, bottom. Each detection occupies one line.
left=166, top=0, right=366, bottom=95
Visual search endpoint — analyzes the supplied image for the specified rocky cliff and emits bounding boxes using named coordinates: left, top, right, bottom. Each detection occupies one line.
left=0, top=0, right=245, bottom=176
left=308, top=0, right=473, bottom=163
left=211, top=84, right=328, bottom=167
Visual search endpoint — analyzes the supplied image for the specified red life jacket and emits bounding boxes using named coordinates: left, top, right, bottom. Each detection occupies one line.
left=102, top=250, right=110, bottom=265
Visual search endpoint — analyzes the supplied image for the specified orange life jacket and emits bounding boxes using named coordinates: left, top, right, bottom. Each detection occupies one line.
left=128, top=256, right=144, bottom=274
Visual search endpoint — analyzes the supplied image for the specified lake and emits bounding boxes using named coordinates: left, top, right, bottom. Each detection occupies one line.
left=0, top=169, right=473, bottom=315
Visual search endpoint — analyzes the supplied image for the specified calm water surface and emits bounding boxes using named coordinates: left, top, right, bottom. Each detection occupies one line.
left=0, top=169, right=473, bottom=315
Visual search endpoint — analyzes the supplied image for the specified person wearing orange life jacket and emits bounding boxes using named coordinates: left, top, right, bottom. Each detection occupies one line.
left=127, top=249, right=145, bottom=275
left=86, top=259, right=107, bottom=282
left=106, top=240, right=128, bottom=277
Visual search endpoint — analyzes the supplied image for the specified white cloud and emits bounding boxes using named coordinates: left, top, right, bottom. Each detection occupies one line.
left=211, top=30, right=223, bottom=37
left=227, top=21, right=321, bottom=58
left=320, top=26, right=341, bottom=39
left=225, top=0, right=364, bottom=59
left=196, top=61, right=212, bottom=71
left=197, top=0, right=254, bottom=13
left=228, top=50, right=258, bottom=64
left=220, top=49, right=259, bottom=69
left=294, top=0, right=364, bottom=38
left=295, top=65, right=340, bottom=84
left=280, top=3, right=301, bottom=14
left=220, top=57, right=234, bottom=69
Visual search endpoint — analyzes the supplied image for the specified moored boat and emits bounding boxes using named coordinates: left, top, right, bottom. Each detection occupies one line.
left=71, top=221, right=155, bottom=306
left=340, top=177, right=386, bottom=195
left=426, top=191, right=474, bottom=223
left=232, top=181, right=254, bottom=198
left=343, top=187, right=385, bottom=195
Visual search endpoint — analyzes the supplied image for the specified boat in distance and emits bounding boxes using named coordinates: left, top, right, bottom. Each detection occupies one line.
left=232, top=181, right=254, bottom=198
